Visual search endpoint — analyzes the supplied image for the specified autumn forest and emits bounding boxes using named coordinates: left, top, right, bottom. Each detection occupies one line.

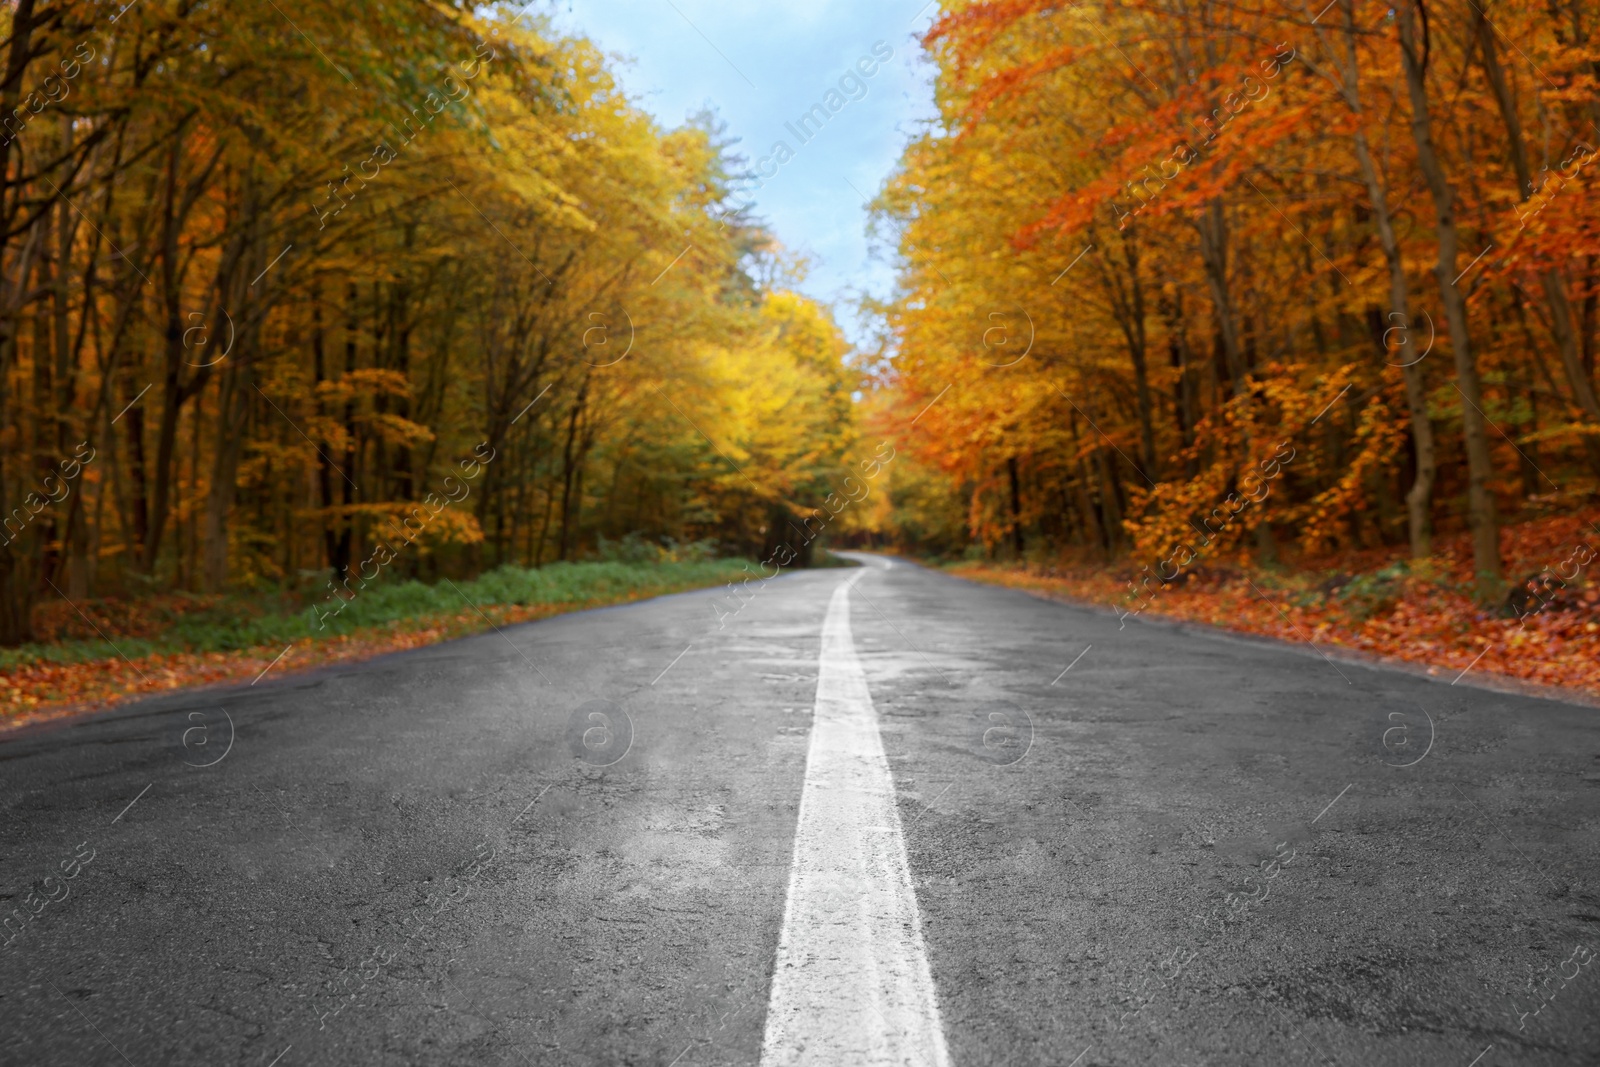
left=876, top=0, right=1600, bottom=690
left=0, top=0, right=865, bottom=641
left=5, top=0, right=1600, bottom=715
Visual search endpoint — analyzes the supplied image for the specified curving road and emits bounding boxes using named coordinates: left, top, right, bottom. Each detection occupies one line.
left=1, top=553, right=1597, bottom=1066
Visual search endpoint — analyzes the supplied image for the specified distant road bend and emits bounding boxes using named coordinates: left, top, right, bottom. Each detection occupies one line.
left=2, top=552, right=1597, bottom=1065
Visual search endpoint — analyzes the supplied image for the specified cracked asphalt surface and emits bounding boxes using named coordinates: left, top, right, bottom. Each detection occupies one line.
left=1, top=553, right=1597, bottom=1065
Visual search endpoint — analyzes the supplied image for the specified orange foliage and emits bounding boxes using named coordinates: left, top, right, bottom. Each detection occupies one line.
left=956, top=509, right=1600, bottom=698
left=876, top=0, right=1600, bottom=628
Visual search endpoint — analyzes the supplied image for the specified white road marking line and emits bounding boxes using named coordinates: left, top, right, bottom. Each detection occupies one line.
left=760, top=572, right=951, bottom=1067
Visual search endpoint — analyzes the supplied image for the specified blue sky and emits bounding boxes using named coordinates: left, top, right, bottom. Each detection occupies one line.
left=540, top=0, right=940, bottom=347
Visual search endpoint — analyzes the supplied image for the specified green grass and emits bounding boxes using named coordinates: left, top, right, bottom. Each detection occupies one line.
left=4, top=559, right=754, bottom=670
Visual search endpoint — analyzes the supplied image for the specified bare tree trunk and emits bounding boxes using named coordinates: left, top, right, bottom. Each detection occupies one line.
left=312, top=291, right=350, bottom=579
left=1195, top=200, right=1245, bottom=398
left=1007, top=455, right=1025, bottom=558
left=1323, top=1, right=1437, bottom=557
left=557, top=376, right=589, bottom=561
left=144, top=137, right=187, bottom=573
left=1354, top=130, right=1437, bottom=557
left=1396, top=0, right=1502, bottom=599
left=1472, top=3, right=1600, bottom=478
left=1100, top=227, right=1158, bottom=472
left=204, top=357, right=250, bottom=590
left=1094, top=447, right=1124, bottom=552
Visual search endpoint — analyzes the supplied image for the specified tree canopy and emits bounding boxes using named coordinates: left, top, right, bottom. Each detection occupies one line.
left=872, top=0, right=1600, bottom=603
left=0, top=0, right=861, bottom=643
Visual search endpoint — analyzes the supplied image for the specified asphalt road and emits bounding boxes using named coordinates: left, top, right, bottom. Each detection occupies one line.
left=2, top=552, right=1598, bottom=1066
